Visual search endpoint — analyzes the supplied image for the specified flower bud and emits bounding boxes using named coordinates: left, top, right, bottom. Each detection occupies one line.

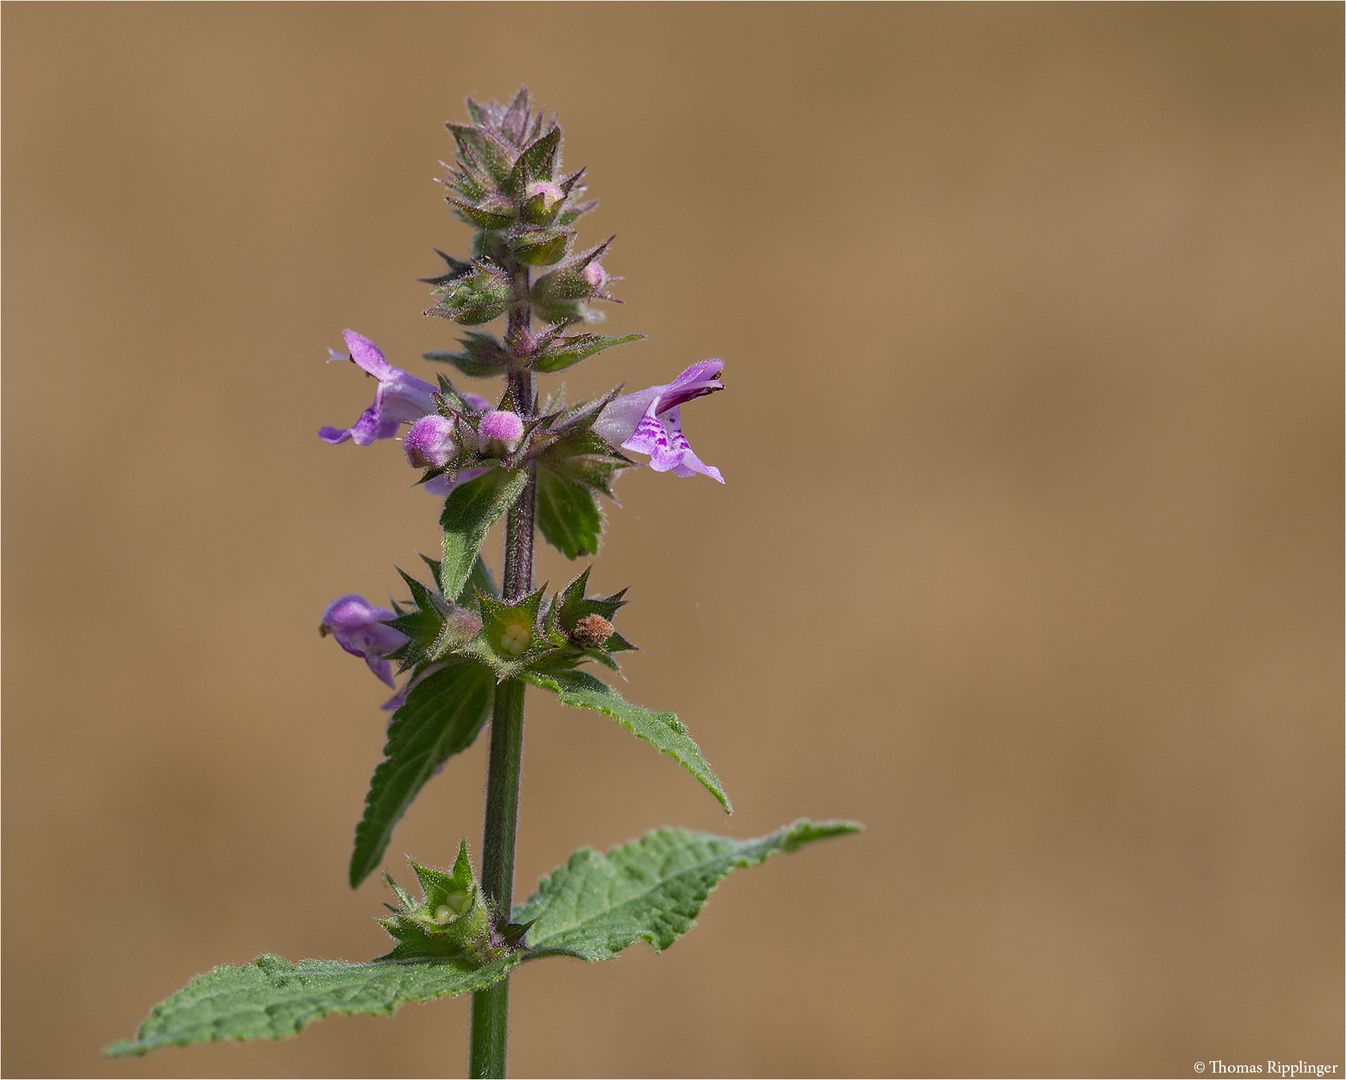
left=581, top=261, right=607, bottom=291
left=428, top=265, right=510, bottom=326
left=403, top=414, right=458, bottom=469
left=478, top=409, right=525, bottom=453
left=512, top=227, right=570, bottom=266
left=521, top=180, right=565, bottom=225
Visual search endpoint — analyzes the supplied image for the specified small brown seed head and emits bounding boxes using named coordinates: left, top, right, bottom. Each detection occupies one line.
left=569, top=614, right=614, bottom=648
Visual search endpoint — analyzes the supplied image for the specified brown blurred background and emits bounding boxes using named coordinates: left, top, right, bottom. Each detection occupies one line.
left=3, top=4, right=1341, bottom=1077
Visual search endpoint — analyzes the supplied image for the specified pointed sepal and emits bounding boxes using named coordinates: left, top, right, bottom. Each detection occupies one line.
left=379, top=843, right=509, bottom=965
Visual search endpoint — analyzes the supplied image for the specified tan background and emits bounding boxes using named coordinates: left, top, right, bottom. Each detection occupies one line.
left=4, top=4, right=1341, bottom=1077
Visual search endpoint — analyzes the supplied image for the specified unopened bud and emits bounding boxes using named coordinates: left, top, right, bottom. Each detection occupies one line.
left=581, top=261, right=607, bottom=290
left=525, top=180, right=563, bottom=212
left=569, top=614, right=614, bottom=647
left=520, top=181, right=566, bottom=226
left=479, top=410, right=525, bottom=453
left=404, top=414, right=457, bottom=468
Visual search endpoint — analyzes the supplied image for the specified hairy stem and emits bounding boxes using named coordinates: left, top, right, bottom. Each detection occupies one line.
left=469, top=979, right=509, bottom=1079
left=470, top=266, right=535, bottom=1079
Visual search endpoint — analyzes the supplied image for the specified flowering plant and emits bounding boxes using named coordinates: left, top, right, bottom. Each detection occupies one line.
left=108, top=89, right=858, bottom=1077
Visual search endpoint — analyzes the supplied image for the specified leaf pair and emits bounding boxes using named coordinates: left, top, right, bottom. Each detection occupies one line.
left=350, top=661, right=728, bottom=890
left=107, top=820, right=861, bottom=1058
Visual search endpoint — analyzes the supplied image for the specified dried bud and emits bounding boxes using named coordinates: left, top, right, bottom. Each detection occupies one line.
left=569, top=614, right=614, bottom=648
left=478, top=409, right=525, bottom=453
left=403, top=414, right=457, bottom=469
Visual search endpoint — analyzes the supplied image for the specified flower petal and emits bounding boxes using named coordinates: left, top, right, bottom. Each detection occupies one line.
left=321, top=594, right=409, bottom=688
left=320, top=332, right=440, bottom=445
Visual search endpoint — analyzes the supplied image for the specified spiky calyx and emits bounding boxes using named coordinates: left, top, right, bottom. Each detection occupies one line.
left=378, top=841, right=527, bottom=964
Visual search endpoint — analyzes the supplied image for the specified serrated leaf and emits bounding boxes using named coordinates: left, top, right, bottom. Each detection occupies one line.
left=536, top=469, right=604, bottom=560
left=105, top=952, right=520, bottom=1058
left=351, top=662, right=495, bottom=887
left=523, top=669, right=730, bottom=811
left=533, top=333, right=644, bottom=374
left=440, top=468, right=527, bottom=600
left=105, top=822, right=859, bottom=1057
left=515, top=820, right=862, bottom=960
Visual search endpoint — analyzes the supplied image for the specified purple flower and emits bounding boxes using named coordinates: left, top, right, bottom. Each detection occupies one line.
left=594, top=360, right=725, bottom=482
left=319, top=329, right=492, bottom=444
left=319, top=331, right=442, bottom=446
left=320, top=594, right=409, bottom=688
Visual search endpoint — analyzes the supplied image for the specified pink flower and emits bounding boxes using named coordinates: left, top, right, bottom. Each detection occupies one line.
left=404, top=414, right=458, bottom=469
left=594, top=361, right=725, bottom=482
left=319, top=331, right=441, bottom=446
left=319, top=330, right=492, bottom=497
left=478, top=410, right=524, bottom=452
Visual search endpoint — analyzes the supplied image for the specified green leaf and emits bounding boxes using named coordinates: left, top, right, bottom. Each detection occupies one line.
left=516, top=820, right=862, bottom=960
left=350, top=662, right=495, bottom=887
left=440, top=468, right=527, bottom=599
left=424, top=332, right=509, bottom=378
left=104, top=823, right=860, bottom=1057
left=536, top=468, right=604, bottom=560
left=418, top=551, right=445, bottom=593
left=105, top=952, right=520, bottom=1058
left=533, top=333, right=644, bottom=374
left=523, top=669, right=731, bottom=812
left=456, top=554, right=498, bottom=607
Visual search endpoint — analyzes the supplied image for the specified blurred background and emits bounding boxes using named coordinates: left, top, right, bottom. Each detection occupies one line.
left=4, top=5, right=1341, bottom=1077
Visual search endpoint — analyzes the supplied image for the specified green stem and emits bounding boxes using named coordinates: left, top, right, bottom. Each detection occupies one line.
left=469, top=979, right=509, bottom=1079
left=470, top=273, right=535, bottom=1077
